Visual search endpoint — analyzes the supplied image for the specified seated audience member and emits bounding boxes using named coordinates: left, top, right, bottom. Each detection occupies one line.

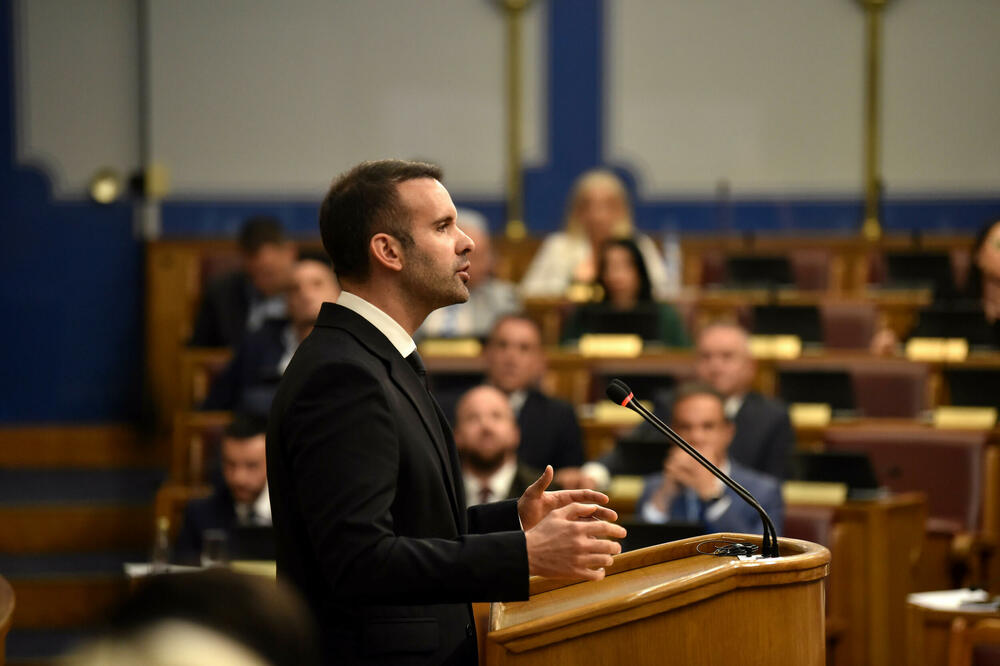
left=65, top=569, right=320, bottom=666
left=636, top=382, right=784, bottom=535
left=584, top=321, right=794, bottom=485
left=482, top=315, right=593, bottom=488
left=202, top=252, right=340, bottom=414
left=520, top=169, right=674, bottom=299
left=561, top=237, right=689, bottom=347
left=454, top=385, right=556, bottom=507
left=416, top=209, right=520, bottom=340
left=175, top=414, right=271, bottom=564
left=189, top=216, right=297, bottom=348
left=872, top=217, right=1000, bottom=354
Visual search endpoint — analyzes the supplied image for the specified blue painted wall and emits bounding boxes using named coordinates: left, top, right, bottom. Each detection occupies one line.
left=0, top=0, right=143, bottom=423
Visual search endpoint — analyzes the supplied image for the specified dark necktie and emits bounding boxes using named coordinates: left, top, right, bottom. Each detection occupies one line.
left=478, top=487, right=492, bottom=505
left=405, top=351, right=430, bottom=390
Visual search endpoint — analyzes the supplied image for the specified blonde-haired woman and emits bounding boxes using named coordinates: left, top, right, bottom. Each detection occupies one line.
left=520, top=169, right=672, bottom=299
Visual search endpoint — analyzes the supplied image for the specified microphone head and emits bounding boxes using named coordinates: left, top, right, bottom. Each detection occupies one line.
left=606, top=380, right=633, bottom=406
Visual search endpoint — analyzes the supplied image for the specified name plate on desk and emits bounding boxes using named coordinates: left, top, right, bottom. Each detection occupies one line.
left=579, top=334, right=643, bottom=358
left=748, top=335, right=802, bottom=359
left=591, top=400, right=651, bottom=424
left=932, top=406, right=998, bottom=429
left=782, top=481, right=848, bottom=506
left=905, top=337, right=969, bottom=362
left=418, top=338, right=482, bottom=357
left=789, top=403, right=833, bottom=428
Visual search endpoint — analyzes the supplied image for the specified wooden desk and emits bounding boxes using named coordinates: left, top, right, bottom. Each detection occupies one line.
left=0, top=575, right=13, bottom=666
left=813, top=493, right=927, bottom=666
left=906, top=598, right=1000, bottom=666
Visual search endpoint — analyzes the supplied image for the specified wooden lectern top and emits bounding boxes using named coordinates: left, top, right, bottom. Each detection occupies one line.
left=489, top=534, right=830, bottom=658
left=0, top=575, right=14, bottom=666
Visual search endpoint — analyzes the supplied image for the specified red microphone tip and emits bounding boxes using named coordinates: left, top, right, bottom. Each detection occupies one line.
left=620, top=392, right=633, bottom=407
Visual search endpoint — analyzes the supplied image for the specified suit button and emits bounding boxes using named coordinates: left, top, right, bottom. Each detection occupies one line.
left=466, top=624, right=474, bottom=637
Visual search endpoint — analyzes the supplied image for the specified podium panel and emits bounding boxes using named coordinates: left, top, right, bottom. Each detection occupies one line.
left=486, top=534, right=829, bottom=666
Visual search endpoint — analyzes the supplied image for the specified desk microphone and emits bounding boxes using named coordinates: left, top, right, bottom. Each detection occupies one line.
left=606, top=379, right=780, bottom=558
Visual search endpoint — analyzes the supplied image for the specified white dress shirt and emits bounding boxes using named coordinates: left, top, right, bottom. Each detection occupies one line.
left=463, top=459, right=518, bottom=508
left=235, top=482, right=272, bottom=526
left=336, top=291, right=416, bottom=358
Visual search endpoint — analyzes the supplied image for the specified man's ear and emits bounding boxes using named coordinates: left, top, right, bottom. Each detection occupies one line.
left=370, top=233, right=404, bottom=273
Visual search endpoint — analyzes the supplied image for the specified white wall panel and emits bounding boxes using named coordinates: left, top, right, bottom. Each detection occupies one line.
left=15, top=0, right=140, bottom=198
left=148, top=0, right=545, bottom=198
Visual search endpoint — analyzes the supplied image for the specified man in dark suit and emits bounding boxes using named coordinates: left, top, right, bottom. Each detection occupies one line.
left=482, top=315, right=592, bottom=489
left=635, top=382, right=784, bottom=535
left=454, top=385, right=555, bottom=508
left=202, top=252, right=340, bottom=414
left=266, top=160, right=625, bottom=665
left=189, top=216, right=298, bottom=348
left=175, top=414, right=272, bottom=564
left=691, top=322, right=794, bottom=479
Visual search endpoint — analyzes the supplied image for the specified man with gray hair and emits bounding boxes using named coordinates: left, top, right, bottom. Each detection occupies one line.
left=415, top=209, right=520, bottom=340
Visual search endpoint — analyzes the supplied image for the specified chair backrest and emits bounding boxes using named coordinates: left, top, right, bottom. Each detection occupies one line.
left=821, top=301, right=877, bottom=349
left=751, top=305, right=823, bottom=345
left=851, top=361, right=929, bottom=418
left=790, top=248, right=831, bottom=291
left=777, top=368, right=855, bottom=412
left=824, top=427, right=988, bottom=532
left=587, top=358, right=697, bottom=404
left=171, top=410, right=233, bottom=485
left=948, top=617, right=1000, bottom=666
left=179, top=348, right=233, bottom=409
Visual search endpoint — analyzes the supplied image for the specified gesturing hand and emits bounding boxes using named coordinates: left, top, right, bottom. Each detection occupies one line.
left=518, top=465, right=617, bottom=531
left=524, top=502, right=628, bottom=581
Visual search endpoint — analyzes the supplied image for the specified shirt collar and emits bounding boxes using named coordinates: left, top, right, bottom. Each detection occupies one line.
left=336, top=291, right=416, bottom=358
left=235, top=482, right=272, bottom=525
left=463, top=458, right=518, bottom=506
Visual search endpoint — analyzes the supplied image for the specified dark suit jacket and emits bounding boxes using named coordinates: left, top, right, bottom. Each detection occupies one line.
left=636, top=460, right=784, bottom=535
left=189, top=271, right=253, bottom=348
left=202, top=318, right=289, bottom=414
left=730, top=393, right=795, bottom=480
left=516, top=390, right=585, bottom=470
left=267, top=303, right=528, bottom=665
left=174, top=486, right=238, bottom=565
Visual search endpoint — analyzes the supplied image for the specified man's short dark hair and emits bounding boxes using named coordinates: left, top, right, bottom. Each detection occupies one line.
left=224, top=412, right=268, bottom=440
left=238, top=216, right=287, bottom=254
left=485, top=313, right=543, bottom=347
left=318, top=160, right=443, bottom=281
left=671, top=381, right=730, bottom=421
left=296, top=248, right=333, bottom=270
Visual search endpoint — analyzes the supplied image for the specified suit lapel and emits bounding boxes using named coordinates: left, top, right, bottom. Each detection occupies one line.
left=387, top=355, right=463, bottom=527
left=314, top=303, right=465, bottom=530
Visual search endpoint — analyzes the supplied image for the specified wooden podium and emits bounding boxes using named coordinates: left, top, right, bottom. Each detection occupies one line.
left=484, top=534, right=830, bottom=665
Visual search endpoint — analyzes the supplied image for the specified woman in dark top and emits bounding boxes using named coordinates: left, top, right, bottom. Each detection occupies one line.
left=872, top=218, right=1000, bottom=352
left=562, top=237, right=689, bottom=347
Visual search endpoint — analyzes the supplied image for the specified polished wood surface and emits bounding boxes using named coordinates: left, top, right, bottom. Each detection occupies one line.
left=0, top=505, right=153, bottom=554
left=486, top=534, right=829, bottom=665
left=822, top=492, right=927, bottom=666
left=0, top=424, right=157, bottom=468
left=906, top=601, right=1000, bottom=666
left=0, top=576, right=13, bottom=666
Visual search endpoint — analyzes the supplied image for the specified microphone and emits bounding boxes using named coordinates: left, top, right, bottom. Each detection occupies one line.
left=606, top=379, right=780, bottom=558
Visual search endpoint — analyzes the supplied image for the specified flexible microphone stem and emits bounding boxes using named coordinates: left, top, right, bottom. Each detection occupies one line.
left=609, top=381, right=780, bottom=558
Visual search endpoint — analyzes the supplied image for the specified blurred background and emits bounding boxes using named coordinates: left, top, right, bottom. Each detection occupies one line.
left=1, top=0, right=1000, bottom=664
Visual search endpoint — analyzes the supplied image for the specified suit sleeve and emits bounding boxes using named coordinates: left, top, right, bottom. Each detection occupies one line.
left=553, top=401, right=585, bottom=468
left=173, top=505, right=202, bottom=565
left=201, top=348, right=242, bottom=411
left=189, top=283, right=223, bottom=347
left=281, top=361, right=529, bottom=605
left=761, top=404, right=795, bottom=480
left=467, top=499, right=521, bottom=534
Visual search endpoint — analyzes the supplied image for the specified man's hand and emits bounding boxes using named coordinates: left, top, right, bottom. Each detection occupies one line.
left=524, top=502, right=627, bottom=581
left=518, top=465, right=616, bottom=531
left=665, top=449, right=722, bottom=502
